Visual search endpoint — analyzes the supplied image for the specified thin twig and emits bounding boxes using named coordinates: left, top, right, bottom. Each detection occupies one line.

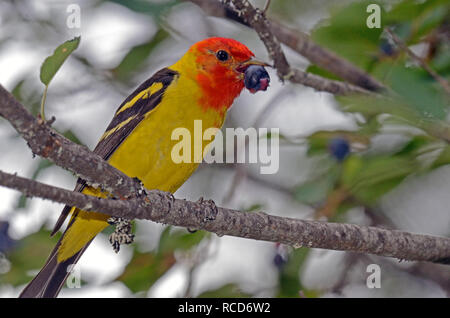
left=386, top=28, right=450, bottom=95
left=220, top=0, right=373, bottom=96
left=186, top=0, right=384, bottom=92
left=40, top=85, right=48, bottom=121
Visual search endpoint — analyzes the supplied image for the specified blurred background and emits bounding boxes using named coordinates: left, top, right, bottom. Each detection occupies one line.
left=0, top=0, right=449, bottom=297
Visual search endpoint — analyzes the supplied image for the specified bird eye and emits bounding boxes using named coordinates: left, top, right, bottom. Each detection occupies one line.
left=216, top=50, right=229, bottom=61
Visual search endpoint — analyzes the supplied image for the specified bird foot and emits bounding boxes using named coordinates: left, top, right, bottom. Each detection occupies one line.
left=108, top=217, right=134, bottom=253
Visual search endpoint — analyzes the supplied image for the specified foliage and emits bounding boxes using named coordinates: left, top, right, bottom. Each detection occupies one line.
left=113, top=29, right=170, bottom=80
left=117, top=227, right=208, bottom=293
left=0, top=229, right=59, bottom=287
left=276, top=248, right=315, bottom=298
left=296, top=0, right=450, bottom=221
left=40, top=37, right=81, bottom=86
left=0, top=0, right=448, bottom=298
left=197, top=283, right=251, bottom=298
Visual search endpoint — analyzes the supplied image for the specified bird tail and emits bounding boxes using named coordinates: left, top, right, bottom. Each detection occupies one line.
left=18, top=236, right=91, bottom=298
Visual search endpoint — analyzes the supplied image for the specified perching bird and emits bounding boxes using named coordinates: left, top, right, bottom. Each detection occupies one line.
left=19, top=37, right=270, bottom=297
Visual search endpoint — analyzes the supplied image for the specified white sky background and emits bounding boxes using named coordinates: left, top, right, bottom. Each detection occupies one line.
left=0, top=0, right=448, bottom=298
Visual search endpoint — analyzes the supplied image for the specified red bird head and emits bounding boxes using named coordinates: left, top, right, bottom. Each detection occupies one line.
left=173, top=37, right=269, bottom=112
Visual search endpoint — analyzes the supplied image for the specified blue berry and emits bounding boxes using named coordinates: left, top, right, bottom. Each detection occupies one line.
left=273, top=253, right=287, bottom=268
left=328, top=138, right=350, bottom=161
left=0, top=221, right=15, bottom=253
left=380, top=40, right=395, bottom=56
left=244, top=65, right=270, bottom=93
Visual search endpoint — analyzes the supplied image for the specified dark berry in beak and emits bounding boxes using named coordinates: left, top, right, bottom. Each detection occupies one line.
left=244, top=65, right=270, bottom=94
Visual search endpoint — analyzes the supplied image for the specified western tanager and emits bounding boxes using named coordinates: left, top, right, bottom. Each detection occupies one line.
left=19, top=37, right=269, bottom=297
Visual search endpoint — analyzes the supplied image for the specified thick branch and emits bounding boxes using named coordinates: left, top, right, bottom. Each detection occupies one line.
left=187, top=0, right=384, bottom=92
left=0, top=85, right=141, bottom=199
left=0, top=79, right=449, bottom=263
left=0, top=170, right=449, bottom=264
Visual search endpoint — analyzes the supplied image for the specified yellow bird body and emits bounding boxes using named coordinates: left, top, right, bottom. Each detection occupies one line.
left=58, top=63, right=225, bottom=262
left=20, top=37, right=268, bottom=297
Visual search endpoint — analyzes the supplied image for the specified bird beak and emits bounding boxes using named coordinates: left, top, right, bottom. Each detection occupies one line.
left=236, top=59, right=270, bottom=73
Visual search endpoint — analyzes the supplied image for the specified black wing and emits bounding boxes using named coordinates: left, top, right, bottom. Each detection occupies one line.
left=51, top=68, right=179, bottom=235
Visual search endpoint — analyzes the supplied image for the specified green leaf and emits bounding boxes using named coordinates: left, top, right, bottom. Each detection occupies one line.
left=432, top=146, right=450, bottom=169
left=40, top=37, right=80, bottom=86
left=385, top=0, right=449, bottom=43
left=395, top=136, right=433, bottom=156
left=355, top=177, right=405, bottom=204
left=388, top=66, right=448, bottom=120
left=342, top=155, right=418, bottom=204
left=277, top=248, right=315, bottom=298
left=158, top=227, right=208, bottom=253
left=118, top=227, right=207, bottom=293
left=113, top=29, right=169, bottom=79
left=311, top=1, right=384, bottom=71
left=15, top=128, right=82, bottom=209
left=62, top=129, right=83, bottom=145
left=242, top=203, right=264, bottom=212
left=294, top=165, right=340, bottom=205
left=431, top=42, right=450, bottom=75
left=340, top=155, right=365, bottom=188
left=117, top=249, right=176, bottom=293
left=109, top=0, right=179, bottom=20
left=10, top=80, right=41, bottom=116
left=198, top=284, right=251, bottom=298
left=263, top=131, right=287, bottom=140
left=306, top=65, right=341, bottom=81
left=11, top=80, right=26, bottom=102
left=16, top=159, right=53, bottom=209
left=337, top=91, right=446, bottom=133
left=416, top=5, right=448, bottom=39
left=307, top=130, right=370, bottom=156
left=0, top=229, right=59, bottom=286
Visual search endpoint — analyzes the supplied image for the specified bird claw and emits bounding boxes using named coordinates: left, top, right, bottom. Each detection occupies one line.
left=108, top=217, right=134, bottom=253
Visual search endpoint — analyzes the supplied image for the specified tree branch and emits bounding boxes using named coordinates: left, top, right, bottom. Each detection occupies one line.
left=0, top=84, right=449, bottom=264
left=187, top=0, right=384, bottom=92
left=0, top=169, right=449, bottom=264
left=190, top=0, right=450, bottom=144
left=386, top=28, right=450, bottom=95
left=0, top=85, right=142, bottom=199
left=221, top=0, right=374, bottom=96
